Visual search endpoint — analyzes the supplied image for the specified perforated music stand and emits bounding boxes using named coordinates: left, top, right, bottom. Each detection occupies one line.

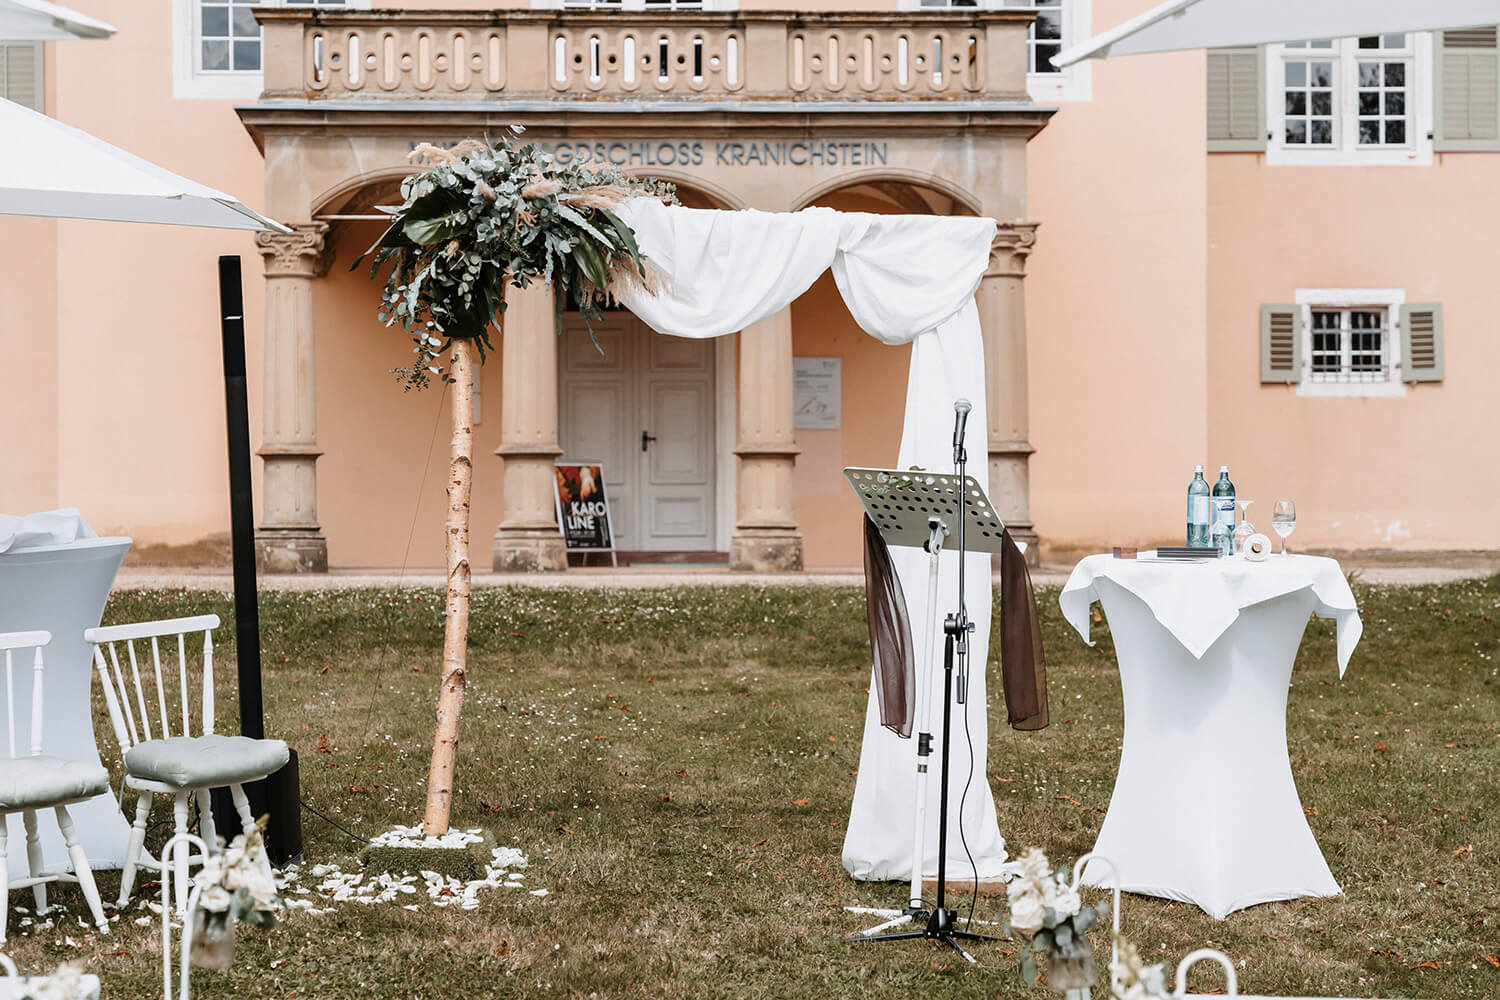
left=844, top=467, right=1005, bottom=963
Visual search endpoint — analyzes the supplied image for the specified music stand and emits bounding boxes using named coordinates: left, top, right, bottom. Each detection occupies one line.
left=843, top=466, right=1006, bottom=964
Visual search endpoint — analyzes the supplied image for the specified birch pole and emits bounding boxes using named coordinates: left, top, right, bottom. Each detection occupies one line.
left=423, top=335, right=476, bottom=835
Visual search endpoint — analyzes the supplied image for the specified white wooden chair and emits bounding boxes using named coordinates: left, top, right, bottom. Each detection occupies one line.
left=0, top=630, right=110, bottom=943
left=85, top=615, right=288, bottom=914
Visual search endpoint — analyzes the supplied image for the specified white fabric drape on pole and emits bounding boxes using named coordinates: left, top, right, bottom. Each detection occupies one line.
left=615, top=199, right=1012, bottom=880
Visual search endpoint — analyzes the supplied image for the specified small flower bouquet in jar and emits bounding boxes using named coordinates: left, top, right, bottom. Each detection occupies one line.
left=1005, top=848, right=1110, bottom=993
left=189, top=818, right=282, bottom=971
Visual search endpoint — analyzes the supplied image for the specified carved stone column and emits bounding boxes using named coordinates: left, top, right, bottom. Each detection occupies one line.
left=254, top=222, right=330, bottom=573
left=979, top=223, right=1040, bottom=566
left=731, top=308, right=802, bottom=571
left=492, top=281, right=567, bottom=572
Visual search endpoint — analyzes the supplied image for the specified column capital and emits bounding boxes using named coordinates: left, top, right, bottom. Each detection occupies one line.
left=256, top=221, right=332, bottom=279
left=987, top=222, right=1040, bottom=278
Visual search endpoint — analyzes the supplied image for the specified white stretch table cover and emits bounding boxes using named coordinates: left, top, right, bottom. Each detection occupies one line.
left=1060, top=555, right=1362, bottom=918
left=0, top=533, right=133, bottom=876
left=1060, top=553, right=1362, bottom=675
left=615, top=200, right=1012, bottom=879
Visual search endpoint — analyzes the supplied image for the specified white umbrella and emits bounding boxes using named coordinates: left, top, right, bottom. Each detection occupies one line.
left=0, top=0, right=113, bottom=41
left=1055, top=0, right=1500, bottom=67
left=0, top=97, right=287, bottom=231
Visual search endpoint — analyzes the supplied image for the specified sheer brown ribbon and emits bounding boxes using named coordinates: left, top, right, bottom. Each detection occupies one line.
left=862, top=515, right=1048, bottom=736
left=863, top=514, right=916, bottom=737
left=999, top=526, right=1048, bottom=731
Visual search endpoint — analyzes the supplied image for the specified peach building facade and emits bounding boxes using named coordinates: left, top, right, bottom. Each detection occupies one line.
left=2, top=1, right=1496, bottom=571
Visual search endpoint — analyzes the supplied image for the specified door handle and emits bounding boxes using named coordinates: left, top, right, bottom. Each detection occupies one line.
left=641, top=430, right=657, bottom=452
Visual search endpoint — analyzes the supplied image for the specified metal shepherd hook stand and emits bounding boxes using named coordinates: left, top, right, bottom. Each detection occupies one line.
left=845, top=399, right=1009, bottom=964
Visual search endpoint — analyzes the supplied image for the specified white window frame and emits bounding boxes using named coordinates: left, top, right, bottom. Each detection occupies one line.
left=1266, top=34, right=1434, bottom=167
left=172, top=0, right=370, bottom=101
left=1293, top=288, right=1408, bottom=397
left=898, top=0, right=1092, bottom=103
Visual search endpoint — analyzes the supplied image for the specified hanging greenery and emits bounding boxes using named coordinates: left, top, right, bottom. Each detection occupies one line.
left=358, top=129, right=675, bottom=390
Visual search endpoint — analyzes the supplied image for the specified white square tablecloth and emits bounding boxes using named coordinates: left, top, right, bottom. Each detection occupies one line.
left=1059, top=553, right=1362, bottom=919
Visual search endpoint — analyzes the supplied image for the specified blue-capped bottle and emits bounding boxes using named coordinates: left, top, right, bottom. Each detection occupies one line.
left=1211, top=465, right=1236, bottom=555
left=1186, top=465, right=1211, bottom=546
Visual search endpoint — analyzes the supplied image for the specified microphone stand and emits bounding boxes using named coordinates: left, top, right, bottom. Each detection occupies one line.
left=852, top=401, right=998, bottom=964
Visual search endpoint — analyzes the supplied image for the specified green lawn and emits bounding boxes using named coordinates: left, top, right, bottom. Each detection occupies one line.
left=5, top=577, right=1498, bottom=998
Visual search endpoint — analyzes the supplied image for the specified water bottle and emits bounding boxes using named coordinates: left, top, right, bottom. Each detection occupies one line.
left=1186, top=465, right=1211, bottom=546
left=1211, top=466, right=1236, bottom=556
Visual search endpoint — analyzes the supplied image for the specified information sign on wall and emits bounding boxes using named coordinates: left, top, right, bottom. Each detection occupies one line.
left=793, top=357, right=842, bottom=430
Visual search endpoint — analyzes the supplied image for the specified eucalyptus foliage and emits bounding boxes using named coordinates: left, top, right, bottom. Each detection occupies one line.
left=357, top=130, right=674, bottom=390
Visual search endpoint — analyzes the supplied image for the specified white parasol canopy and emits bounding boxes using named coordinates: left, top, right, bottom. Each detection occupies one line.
left=0, top=97, right=287, bottom=231
left=1055, top=0, right=1500, bottom=67
left=0, top=0, right=113, bottom=41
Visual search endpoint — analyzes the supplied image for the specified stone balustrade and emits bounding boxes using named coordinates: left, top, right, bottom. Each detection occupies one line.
left=257, top=10, right=1031, bottom=102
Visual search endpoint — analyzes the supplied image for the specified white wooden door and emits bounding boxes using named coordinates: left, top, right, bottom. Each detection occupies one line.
left=558, top=316, right=715, bottom=552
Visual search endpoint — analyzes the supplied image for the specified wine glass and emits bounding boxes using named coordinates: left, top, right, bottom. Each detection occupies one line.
left=1272, top=500, right=1297, bottom=554
left=1234, top=500, right=1255, bottom=555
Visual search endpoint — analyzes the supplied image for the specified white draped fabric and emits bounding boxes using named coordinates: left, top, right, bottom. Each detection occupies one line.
left=614, top=200, right=1013, bottom=880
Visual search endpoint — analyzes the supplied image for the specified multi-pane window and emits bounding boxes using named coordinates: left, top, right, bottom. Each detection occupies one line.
left=1309, top=308, right=1390, bottom=383
left=1282, top=41, right=1335, bottom=145
left=918, top=0, right=1065, bottom=74
left=1274, top=35, right=1418, bottom=154
left=199, top=0, right=346, bottom=74
left=1356, top=35, right=1409, bottom=146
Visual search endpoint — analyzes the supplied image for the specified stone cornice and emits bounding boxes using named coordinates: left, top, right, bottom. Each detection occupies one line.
left=987, top=223, right=1039, bottom=278
left=256, top=221, right=332, bottom=278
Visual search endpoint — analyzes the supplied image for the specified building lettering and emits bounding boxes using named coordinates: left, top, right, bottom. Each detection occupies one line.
left=409, top=139, right=889, bottom=170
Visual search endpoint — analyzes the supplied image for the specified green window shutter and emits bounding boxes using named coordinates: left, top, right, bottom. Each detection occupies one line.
left=1400, top=303, right=1444, bottom=382
left=1207, top=46, right=1265, bottom=152
left=1260, top=304, right=1300, bottom=383
left=1436, top=27, right=1500, bottom=151
left=0, top=42, right=43, bottom=112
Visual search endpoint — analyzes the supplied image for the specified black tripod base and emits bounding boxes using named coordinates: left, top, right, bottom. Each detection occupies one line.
left=851, top=906, right=1002, bottom=964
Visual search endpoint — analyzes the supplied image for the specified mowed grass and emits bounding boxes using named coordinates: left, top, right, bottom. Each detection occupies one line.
left=4, top=577, right=1497, bottom=999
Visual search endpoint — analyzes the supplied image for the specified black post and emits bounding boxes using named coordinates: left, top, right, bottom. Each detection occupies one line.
left=218, top=255, right=265, bottom=740
left=212, top=255, right=303, bottom=866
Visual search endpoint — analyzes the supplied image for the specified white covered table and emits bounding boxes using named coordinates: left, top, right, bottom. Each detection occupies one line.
left=0, top=527, right=133, bottom=877
left=1060, top=553, right=1361, bottom=919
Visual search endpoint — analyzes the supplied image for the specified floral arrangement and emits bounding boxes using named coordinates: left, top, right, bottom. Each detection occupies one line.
left=359, top=129, right=675, bottom=390
left=1005, top=848, right=1110, bottom=992
left=18, top=963, right=86, bottom=1000
left=189, top=818, right=282, bottom=970
left=1110, top=938, right=1171, bottom=1000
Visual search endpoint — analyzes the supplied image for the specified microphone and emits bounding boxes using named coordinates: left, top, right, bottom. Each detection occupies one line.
left=952, top=398, right=971, bottom=455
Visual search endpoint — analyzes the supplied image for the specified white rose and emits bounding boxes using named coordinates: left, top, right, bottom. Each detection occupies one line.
left=198, top=884, right=232, bottom=913
left=1052, top=884, right=1081, bottom=918
left=1009, top=890, right=1046, bottom=934
left=1019, top=847, right=1051, bottom=881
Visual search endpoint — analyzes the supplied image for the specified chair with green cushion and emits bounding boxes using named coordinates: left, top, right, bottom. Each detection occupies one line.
left=85, top=615, right=288, bottom=914
left=0, top=630, right=109, bottom=943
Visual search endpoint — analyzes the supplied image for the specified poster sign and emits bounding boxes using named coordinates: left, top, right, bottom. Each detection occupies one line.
left=553, top=463, right=615, bottom=551
left=794, top=357, right=842, bottom=429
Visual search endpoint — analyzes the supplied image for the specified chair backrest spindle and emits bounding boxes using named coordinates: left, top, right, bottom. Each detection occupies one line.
left=202, top=630, right=214, bottom=736
left=29, top=646, right=44, bottom=757
left=3, top=648, right=13, bottom=761
left=85, top=615, right=222, bottom=762
left=178, top=633, right=191, bottom=736
left=126, top=640, right=152, bottom=742
left=150, top=636, right=171, bottom=740
left=0, top=631, right=52, bottom=761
